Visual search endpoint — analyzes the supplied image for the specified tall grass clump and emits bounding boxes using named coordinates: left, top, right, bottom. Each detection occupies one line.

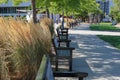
left=40, top=18, right=54, bottom=37
left=64, top=18, right=75, bottom=28
left=0, top=17, right=52, bottom=80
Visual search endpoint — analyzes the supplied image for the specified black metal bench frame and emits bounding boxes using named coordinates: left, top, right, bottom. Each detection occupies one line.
left=35, top=55, right=88, bottom=80
left=58, top=26, right=69, bottom=35
left=56, top=27, right=69, bottom=40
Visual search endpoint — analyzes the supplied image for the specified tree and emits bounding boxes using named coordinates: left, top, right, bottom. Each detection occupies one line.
left=36, top=0, right=52, bottom=18
left=76, top=0, right=102, bottom=22
left=49, top=0, right=80, bottom=16
left=0, top=0, right=102, bottom=23
left=49, top=0, right=81, bottom=27
left=31, top=0, right=36, bottom=23
left=111, top=0, right=120, bottom=22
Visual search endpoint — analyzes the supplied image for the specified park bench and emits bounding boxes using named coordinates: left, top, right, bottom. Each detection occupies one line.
left=55, top=28, right=71, bottom=47
left=56, top=27, right=68, bottom=35
left=54, top=35, right=71, bottom=47
left=35, top=55, right=88, bottom=80
left=56, top=27, right=69, bottom=40
left=52, top=38, right=75, bottom=71
left=59, top=26, right=69, bottom=34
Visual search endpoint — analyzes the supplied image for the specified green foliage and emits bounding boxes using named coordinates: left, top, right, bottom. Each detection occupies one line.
left=49, top=0, right=78, bottom=15
left=12, top=0, right=29, bottom=5
left=0, top=0, right=29, bottom=5
left=36, top=0, right=50, bottom=7
left=0, top=0, right=101, bottom=18
left=48, top=0, right=100, bottom=17
left=77, top=0, right=100, bottom=16
left=98, top=35, right=120, bottom=49
left=90, top=23, right=120, bottom=31
left=111, top=0, right=120, bottom=22
left=0, top=0, right=7, bottom=4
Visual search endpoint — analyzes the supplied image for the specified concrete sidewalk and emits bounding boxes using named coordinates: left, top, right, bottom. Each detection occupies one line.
left=69, top=23, right=120, bottom=80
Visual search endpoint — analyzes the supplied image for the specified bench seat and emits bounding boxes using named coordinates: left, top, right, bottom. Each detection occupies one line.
left=35, top=55, right=88, bottom=80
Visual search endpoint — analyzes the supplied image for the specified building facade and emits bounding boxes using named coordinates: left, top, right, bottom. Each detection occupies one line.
left=0, top=0, right=31, bottom=17
left=96, top=0, right=113, bottom=15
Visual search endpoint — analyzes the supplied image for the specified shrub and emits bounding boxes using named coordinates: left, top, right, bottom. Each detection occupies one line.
left=0, top=17, right=52, bottom=80
left=40, top=18, right=54, bottom=37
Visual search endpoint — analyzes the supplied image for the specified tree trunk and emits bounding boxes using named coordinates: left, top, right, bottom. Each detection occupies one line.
left=97, top=14, right=99, bottom=23
left=92, top=14, right=95, bottom=23
left=51, top=13, right=53, bottom=19
left=61, top=11, right=64, bottom=29
left=66, top=12, right=69, bottom=27
left=31, top=0, right=36, bottom=23
left=46, top=7, right=50, bottom=18
left=66, top=12, right=68, bottom=22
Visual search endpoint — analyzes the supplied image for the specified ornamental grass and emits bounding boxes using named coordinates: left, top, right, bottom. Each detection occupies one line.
left=0, top=17, right=53, bottom=80
left=40, top=18, right=54, bottom=37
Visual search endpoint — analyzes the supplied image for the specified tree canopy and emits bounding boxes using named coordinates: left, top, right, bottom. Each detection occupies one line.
left=0, top=0, right=29, bottom=5
left=111, top=0, right=120, bottom=21
left=0, top=0, right=101, bottom=22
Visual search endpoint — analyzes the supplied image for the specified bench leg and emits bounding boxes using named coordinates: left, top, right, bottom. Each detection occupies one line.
left=69, top=58, right=72, bottom=71
left=55, top=58, right=58, bottom=71
left=67, top=42, right=69, bottom=47
left=69, top=52, right=72, bottom=71
left=79, top=77, right=83, bottom=80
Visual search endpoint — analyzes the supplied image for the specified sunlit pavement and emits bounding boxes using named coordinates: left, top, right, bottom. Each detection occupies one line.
left=69, top=23, right=120, bottom=80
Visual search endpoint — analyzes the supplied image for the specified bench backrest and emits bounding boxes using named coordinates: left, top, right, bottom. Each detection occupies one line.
left=52, top=38, right=75, bottom=71
left=56, top=28, right=68, bottom=40
left=35, top=55, right=54, bottom=80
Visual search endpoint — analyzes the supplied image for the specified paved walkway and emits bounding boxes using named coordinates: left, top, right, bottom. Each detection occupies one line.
left=69, top=23, right=120, bottom=80
left=115, top=23, right=120, bottom=28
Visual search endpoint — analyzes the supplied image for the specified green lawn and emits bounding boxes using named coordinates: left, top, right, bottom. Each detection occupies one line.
left=98, top=35, right=120, bottom=49
left=90, top=23, right=120, bottom=31
left=90, top=23, right=120, bottom=49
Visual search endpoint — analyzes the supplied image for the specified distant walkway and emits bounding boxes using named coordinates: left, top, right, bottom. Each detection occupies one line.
left=69, top=24, right=120, bottom=36
left=69, top=23, right=120, bottom=80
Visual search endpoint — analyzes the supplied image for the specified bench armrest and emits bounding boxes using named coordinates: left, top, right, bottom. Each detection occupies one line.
left=55, top=47, right=75, bottom=50
left=53, top=71, right=88, bottom=80
left=58, top=39, right=71, bottom=42
left=61, top=30, right=68, bottom=33
left=61, top=28, right=69, bottom=30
